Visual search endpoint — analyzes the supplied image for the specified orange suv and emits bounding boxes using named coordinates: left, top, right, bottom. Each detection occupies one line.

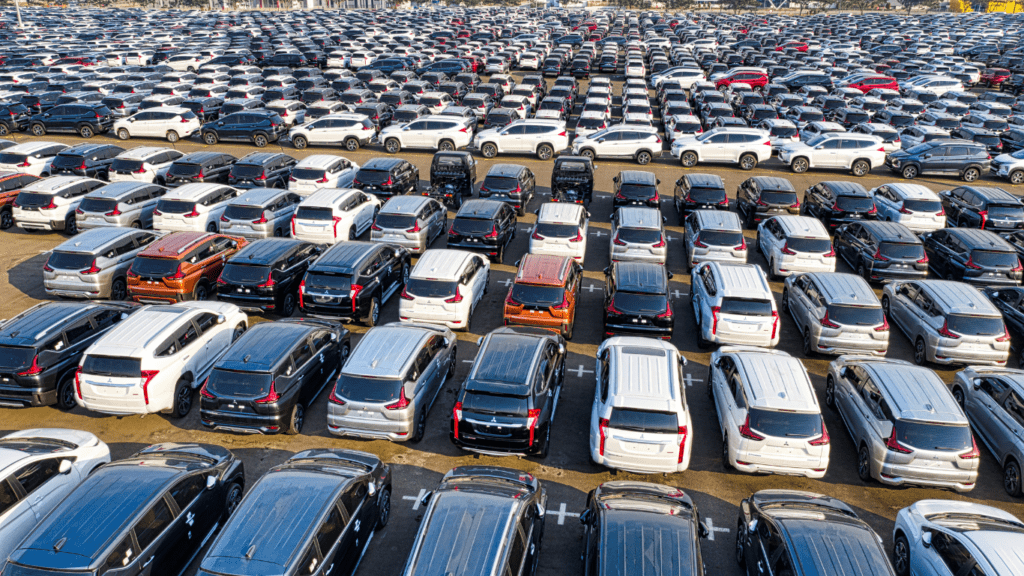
left=0, top=171, right=40, bottom=230
left=503, top=254, right=582, bottom=339
left=127, top=231, right=246, bottom=303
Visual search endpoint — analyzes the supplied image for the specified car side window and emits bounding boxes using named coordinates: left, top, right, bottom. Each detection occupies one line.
left=177, top=322, right=199, bottom=350
left=64, top=321, right=95, bottom=346
left=932, top=532, right=975, bottom=576
left=598, top=353, right=610, bottom=403
left=507, top=525, right=527, bottom=576
left=316, top=505, right=345, bottom=556
left=169, top=475, right=205, bottom=510
left=195, top=313, right=218, bottom=335
left=14, top=458, right=61, bottom=495
left=979, top=377, right=1009, bottom=400
left=1004, top=391, right=1024, bottom=426
left=861, top=380, right=885, bottom=419
left=299, top=543, right=320, bottom=575
left=311, top=331, right=332, bottom=353
left=134, top=497, right=173, bottom=551
left=104, top=536, right=137, bottom=571
left=292, top=339, right=314, bottom=368
left=428, top=335, right=446, bottom=355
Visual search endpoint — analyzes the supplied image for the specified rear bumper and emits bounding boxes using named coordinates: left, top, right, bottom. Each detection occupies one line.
left=604, top=321, right=673, bottom=339
left=930, top=344, right=1008, bottom=366
left=813, top=334, right=888, bottom=356
left=327, top=413, right=413, bottom=441
left=732, top=459, right=828, bottom=479
left=592, top=451, right=688, bottom=474
left=877, top=462, right=977, bottom=492
left=217, top=292, right=277, bottom=313
left=200, top=409, right=289, bottom=434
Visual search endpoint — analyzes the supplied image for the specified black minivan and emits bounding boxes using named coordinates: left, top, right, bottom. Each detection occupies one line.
left=201, top=110, right=287, bottom=148
left=885, top=139, right=991, bottom=181
left=446, top=199, right=518, bottom=263
left=217, top=238, right=322, bottom=316
left=299, top=241, right=411, bottom=326
left=49, top=143, right=125, bottom=180
left=5, top=443, right=244, bottom=576
left=922, top=227, right=1023, bottom=286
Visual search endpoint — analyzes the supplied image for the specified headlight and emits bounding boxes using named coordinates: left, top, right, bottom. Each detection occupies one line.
left=891, top=159, right=901, bottom=167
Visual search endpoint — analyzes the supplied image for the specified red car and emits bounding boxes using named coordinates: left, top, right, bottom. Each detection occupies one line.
left=981, top=68, right=1010, bottom=87
left=776, top=41, right=809, bottom=52
left=715, top=71, right=768, bottom=90
left=843, top=75, right=900, bottom=94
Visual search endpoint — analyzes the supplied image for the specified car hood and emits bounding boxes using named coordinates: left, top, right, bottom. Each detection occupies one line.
left=993, top=153, right=1021, bottom=164
left=475, top=128, right=501, bottom=139
left=779, top=142, right=812, bottom=152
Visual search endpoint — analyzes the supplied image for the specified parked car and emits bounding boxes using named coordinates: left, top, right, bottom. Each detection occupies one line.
left=784, top=271, right=890, bottom=356
left=835, top=221, right=929, bottom=283
left=939, top=185, right=1024, bottom=233
left=885, top=139, right=991, bottom=181
left=447, top=199, right=517, bottom=263
left=602, top=262, right=675, bottom=339
left=44, top=226, right=161, bottom=301
left=735, top=176, right=800, bottom=229
left=921, top=227, right=1022, bottom=286
left=113, top=106, right=201, bottom=142
left=76, top=181, right=167, bottom=230
left=0, top=141, right=68, bottom=176
left=479, top=163, right=536, bottom=216
left=371, top=195, right=446, bottom=254
left=13, top=175, right=104, bottom=235
left=682, top=209, right=747, bottom=270
left=200, top=110, right=287, bottom=147
left=288, top=154, right=359, bottom=195
left=870, top=182, right=947, bottom=233
left=108, top=146, right=184, bottom=184
left=127, top=231, right=245, bottom=303
left=571, top=124, right=663, bottom=165
left=216, top=238, right=321, bottom=316
left=801, top=180, right=877, bottom=230
left=691, top=262, right=778, bottom=348
left=378, top=115, right=475, bottom=154
left=227, top=152, right=297, bottom=190
left=163, top=151, right=237, bottom=188
left=49, top=143, right=124, bottom=180
left=473, top=119, right=568, bottom=160
left=674, top=173, right=729, bottom=218
left=28, top=102, right=114, bottom=138
left=292, top=187, right=380, bottom=245
left=504, top=254, right=582, bottom=339
left=757, top=215, right=836, bottom=279
left=154, top=183, right=239, bottom=234
left=288, top=113, right=376, bottom=151
left=950, top=367, right=1024, bottom=496
left=299, top=241, right=410, bottom=326
left=354, top=157, right=419, bottom=197
left=779, top=132, right=885, bottom=176
left=609, top=206, right=667, bottom=265
left=529, top=202, right=588, bottom=263
left=672, top=127, right=770, bottom=170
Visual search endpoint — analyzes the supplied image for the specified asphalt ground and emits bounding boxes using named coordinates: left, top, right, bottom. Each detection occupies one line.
left=2, top=71, right=1024, bottom=576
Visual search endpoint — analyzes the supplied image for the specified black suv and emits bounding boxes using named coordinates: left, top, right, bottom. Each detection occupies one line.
left=0, top=102, right=31, bottom=136
left=834, top=221, right=929, bottom=283
left=28, top=102, right=114, bottom=138
left=580, top=482, right=708, bottom=576
left=201, top=110, right=287, bottom=148
left=801, top=181, right=877, bottom=231
left=451, top=327, right=565, bottom=457
left=447, top=199, right=517, bottom=263
left=409, top=467, right=546, bottom=576
left=49, top=143, right=125, bottom=180
left=227, top=152, right=297, bottom=189
left=983, top=286, right=1024, bottom=341
left=922, top=228, right=1023, bottom=286
left=217, top=238, right=322, bottom=316
left=737, top=491, right=893, bottom=576
left=299, top=241, right=411, bottom=326
left=954, top=125, right=1004, bottom=154
left=197, top=449, right=391, bottom=576
left=603, top=262, right=674, bottom=339
left=735, top=176, right=800, bottom=228
left=0, top=301, right=136, bottom=410
left=886, top=139, right=991, bottom=181
left=181, top=96, right=224, bottom=122
left=164, top=151, right=237, bottom=187
left=479, top=163, right=536, bottom=216
left=6, top=443, right=244, bottom=576
left=1000, top=128, right=1024, bottom=154
left=674, top=173, right=728, bottom=219
left=612, top=170, right=661, bottom=210
left=354, top=157, right=419, bottom=197
left=200, top=319, right=350, bottom=434
left=353, top=102, right=392, bottom=130
left=939, top=185, right=1024, bottom=232
left=20, top=91, right=62, bottom=115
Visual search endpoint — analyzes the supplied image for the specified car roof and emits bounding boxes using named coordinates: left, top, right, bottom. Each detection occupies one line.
left=616, top=206, right=661, bottom=229
left=516, top=254, right=571, bottom=286
left=884, top=183, right=938, bottom=200
left=54, top=227, right=141, bottom=253
left=0, top=302, right=98, bottom=347
left=710, top=263, right=771, bottom=297
left=947, top=228, right=1014, bottom=251
left=806, top=272, right=879, bottom=306
left=749, top=176, right=796, bottom=191
left=139, top=231, right=212, bottom=258
left=312, top=241, right=377, bottom=272
left=537, top=202, right=584, bottom=224
left=229, top=187, right=287, bottom=206
left=607, top=337, right=680, bottom=410
left=85, top=181, right=157, bottom=199
left=685, top=173, right=724, bottom=188
left=859, top=221, right=920, bottom=243
left=773, top=513, right=891, bottom=576
left=725, top=348, right=817, bottom=412
left=410, top=249, right=475, bottom=281
left=774, top=215, right=829, bottom=238
left=301, top=187, right=359, bottom=208
left=861, top=361, right=965, bottom=424
left=693, top=209, right=741, bottom=230
left=217, top=321, right=315, bottom=373
left=380, top=194, right=431, bottom=215
left=960, top=185, right=1021, bottom=204
left=178, top=150, right=231, bottom=163
left=820, top=181, right=869, bottom=196
left=230, top=237, right=305, bottom=265
left=295, top=154, right=344, bottom=169
left=22, top=176, right=97, bottom=193
left=470, top=330, right=547, bottom=391
left=235, top=152, right=285, bottom=165
left=457, top=199, right=504, bottom=218
left=343, top=324, right=430, bottom=378
left=486, top=163, right=525, bottom=178
left=361, top=157, right=405, bottom=170
left=918, top=280, right=1001, bottom=316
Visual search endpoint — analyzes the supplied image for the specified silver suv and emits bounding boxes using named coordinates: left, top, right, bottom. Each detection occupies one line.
left=951, top=367, right=1024, bottom=496
left=691, top=262, right=778, bottom=349
left=43, top=227, right=161, bottom=300
left=881, top=280, right=1011, bottom=366
left=76, top=182, right=167, bottom=230
left=782, top=272, right=889, bottom=357
left=826, top=356, right=979, bottom=492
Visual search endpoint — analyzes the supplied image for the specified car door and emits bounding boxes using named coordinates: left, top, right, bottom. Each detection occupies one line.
left=816, top=137, right=842, bottom=167
left=291, top=336, right=320, bottom=407
left=356, top=193, right=376, bottom=235
left=888, top=282, right=918, bottom=330
left=132, top=495, right=180, bottom=576
left=336, top=480, right=373, bottom=576
left=193, top=312, right=225, bottom=372
left=167, top=474, right=216, bottom=571
left=922, top=530, right=973, bottom=576
left=501, top=124, right=528, bottom=152
left=403, top=119, right=431, bottom=147
left=966, top=377, right=1007, bottom=452
left=13, top=457, right=76, bottom=523
left=307, top=502, right=346, bottom=576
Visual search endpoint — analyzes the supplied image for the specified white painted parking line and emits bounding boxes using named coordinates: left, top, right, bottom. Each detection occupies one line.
left=704, top=517, right=730, bottom=541
left=462, top=360, right=474, bottom=363
left=402, top=489, right=427, bottom=510
left=498, top=278, right=514, bottom=287
left=671, top=289, right=688, bottom=298
left=569, top=365, right=594, bottom=378
left=683, top=373, right=703, bottom=388
left=590, top=230, right=607, bottom=237
left=584, top=283, right=600, bottom=293
left=548, top=502, right=580, bottom=525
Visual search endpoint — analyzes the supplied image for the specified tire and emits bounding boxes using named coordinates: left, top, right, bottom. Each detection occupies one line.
left=893, top=534, right=911, bottom=576
left=825, top=375, right=838, bottom=409
left=280, top=292, right=297, bottom=317
left=130, top=220, right=141, bottom=229
left=913, top=337, right=927, bottom=366
left=166, top=131, right=179, bottom=143
left=481, top=142, right=498, bottom=158
left=344, top=137, right=359, bottom=151
left=193, top=282, right=209, bottom=301
left=1005, top=459, right=1023, bottom=497
left=385, top=138, right=401, bottom=153
left=56, top=371, right=77, bottom=411
left=1010, top=170, right=1024, bottom=185
left=680, top=151, right=698, bottom=167
left=203, top=131, right=219, bottom=145
left=286, top=403, right=304, bottom=435
left=292, top=135, right=308, bottom=149
left=65, top=214, right=78, bottom=236
left=857, top=444, right=872, bottom=482
left=364, top=296, right=380, bottom=327
left=0, top=123, right=8, bottom=136
left=768, top=258, right=779, bottom=281
left=721, top=433, right=731, bottom=469
left=376, top=488, right=392, bottom=529
left=739, top=153, right=757, bottom=171
left=803, top=329, right=815, bottom=357
left=446, top=347, right=457, bottom=380
left=232, top=322, right=246, bottom=341
left=952, top=386, right=965, bottom=409
left=253, top=134, right=269, bottom=148
left=30, top=123, right=46, bottom=136
left=791, top=156, right=809, bottom=173
left=562, top=319, right=574, bottom=340
left=117, top=128, right=130, bottom=140
left=580, top=148, right=595, bottom=160
left=438, top=139, right=455, bottom=152
left=858, top=263, right=869, bottom=282
left=851, top=159, right=870, bottom=177
left=172, top=378, right=194, bottom=419
left=110, top=277, right=127, bottom=301
left=0, top=209, right=12, bottom=230
left=224, top=482, right=243, bottom=517
left=207, top=222, right=218, bottom=232
left=401, top=262, right=410, bottom=285
left=735, top=517, right=747, bottom=567
left=635, top=150, right=652, bottom=165
left=901, top=165, right=918, bottom=179
left=881, top=295, right=890, bottom=318
left=962, top=167, right=980, bottom=182
left=536, top=143, right=553, bottom=160
left=348, top=226, right=356, bottom=241
left=537, top=425, right=551, bottom=459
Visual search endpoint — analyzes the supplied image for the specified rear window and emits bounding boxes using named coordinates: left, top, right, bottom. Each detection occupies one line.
left=509, top=284, right=565, bottom=307
left=207, top=368, right=274, bottom=399
left=902, top=199, right=942, bottom=213
left=47, top=251, right=95, bottom=270
left=296, top=206, right=334, bottom=221
left=482, top=175, right=519, bottom=191
left=720, top=298, right=774, bottom=316
left=616, top=228, right=661, bottom=244
left=759, top=190, right=798, bottom=205
left=879, top=242, right=925, bottom=260
left=231, top=164, right=264, bottom=178
left=799, top=110, right=824, bottom=122
left=786, top=237, right=832, bottom=254
left=769, top=125, right=797, bottom=138
left=612, top=292, right=667, bottom=313
left=111, top=158, right=145, bottom=173
left=356, top=168, right=390, bottom=184
left=987, top=205, right=1024, bottom=220
left=608, top=408, right=678, bottom=434
left=462, top=389, right=528, bottom=417
left=14, top=193, right=54, bottom=208
left=696, top=230, right=743, bottom=247
left=167, top=162, right=202, bottom=176
left=452, top=217, right=494, bottom=235
left=52, top=154, right=85, bottom=169
left=844, top=111, right=869, bottom=124
left=375, top=213, right=416, bottom=229
left=0, top=346, right=35, bottom=371
left=970, top=250, right=1019, bottom=268
left=82, top=355, right=141, bottom=378
left=534, top=223, right=578, bottom=238
left=220, top=263, right=271, bottom=284
left=156, top=199, right=196, bottom=214
left=79, top=197, right=119, bottom=214
left=946, top=314, right=1006, bottom=336
left=306, top=272, right=352, bottom=291
left=223, top=205, right=263, bottom=221
left=835, top=196, right=874, bottom=212
left=685, top=186, right=725, bottom=202
left=894, top=421, right=972, bottom=452
left=291, top=168, right=326, bottom=181
left=130, top=256, right=180, bottom=278
left=826, top=305, right=884, bottom=326
left=747, top=408, right=822, bottom=439
left=406, top=279, right=457, bottom=298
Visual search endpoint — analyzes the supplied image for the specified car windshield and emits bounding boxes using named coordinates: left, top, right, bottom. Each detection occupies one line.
left=534, top=223, right=579, bottom=238
left=0, top=346, right=35, bottom=371
left=895, top=421, right=972, bottom=452
left=406, top=279, right=457, bottom=298
left=206, top=368, right=274, bottom=399
left=827, top=305, right=884, bottom=326
left=946, top=314, right=1006, bottom=336
left=306, top=271, right=352, bottom=291
left=130, top=256, right=180, bottom=278
left=879, top=242, right=925, bottom=260
left=82, top=355, right=141, bottom=378
left=220, top=263, right=271, bottom=284
left=608, top=408, right=678, bottom=433
left=786, top=237, right=832, bottom=254
left=47, top=251, right=96, bottom=270
left=748, top=408, right=822, bottom=439
left=509, top=284, right=565, bottom=307
left=970, top=250, right=1019, bottom=268
left=836, top=195, right=875, bottom=212
left=720, top=298, right=774, bottom=316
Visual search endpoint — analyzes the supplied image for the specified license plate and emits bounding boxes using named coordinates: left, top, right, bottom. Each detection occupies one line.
left=314, top=296, right=332, bottom=303
left=59, top=275, right=75, bottom=281
left=624, top=442, right=658, bottom=454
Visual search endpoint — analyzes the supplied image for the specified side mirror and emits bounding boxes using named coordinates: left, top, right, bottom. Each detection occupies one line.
left=662, top=216, right=668, bottom=223
left=973, top=378, right=983, bottom=390
left=368, top=482, right=377, bottom=497
left=656, top=179, right=661, bottom=185
left=419, top=490, right=433, bottom=508
left=698, top=521, right=710, bottom=539
left=535, top=502, right=545, bottom=517
left=59, top=460, right=73, bottom=475
left=839, top=366, right=850, bottom=380
left=713, top=358, right=723, bottom=368
left=747, top=519, right=758, bottom=533
left=514, top=258, right=521, bottom=267
left=558, top=343, right=566, bottom=356
left=922, top=154, right=932, bottom=159
left=216, top=314, right=226, bottom=324
left=579, top=508, right=592, bottom=525
left=922, top=531, right=932, bottom=548
left=206, top=475, right=217, bottom=490
left=667, top=271, right=674, bottom=279
left=533, top=208, right=539, bottom=215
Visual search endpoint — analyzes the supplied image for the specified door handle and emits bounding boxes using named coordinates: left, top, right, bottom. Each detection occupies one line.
left=32, top=495, right=42, bottom=504
left=143, top=557, right=154, bottom=568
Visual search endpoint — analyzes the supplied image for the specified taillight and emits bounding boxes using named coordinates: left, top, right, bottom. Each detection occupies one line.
left=569, top=230, right=583, bottom=242
left=656, top=303, right=673, bottom=319
left=81, top=259, right=101, bottom=275
left=875, top=315, right=890, bottom=332
left=253, top=210, right=268, bottom=224
left=613, top=234, right=626, bottom=246
left=170, top=264, right=185, bottom=280
left=184, top=206, right=200, bottom=218
left=808, top=420, right=830, bottom=446
left=484, top=224, right=498, bottom=239
left=452, top=401, right=463, bottom=439
left=598, top=418, right=609, bottom=455
left=254, top=381, right=280, bottom=404
left=960, top=436, right=980, bottom=460
left=820, top=310, right=840, bottom=329
left=17, top=355, right=43, bottom=376
left=939, top=319, right=960, bottom=339
left=385, top=387, right=411, bottom=410
left=710, top=306, right=720, bottom=334
left=886, top=427, right=913, bottom=454
left=978, top=210, right=988, bottom=229
left=349, top=284, right=364, bottom=313
left=332, top=216, right=343, bottom=238
left=781, top=243, right=796, bottom=255
left=997, top=325, right=1011, bottom=343
left=873, top=247, right=890, bottom=262
left=526, top=408, right=541, bottom=446
left=738, top=414, right=764, bottom=441
left=328, top=385, right=346, bottom=405
left=220, top=215, right=229, bottom=222
left=140, top=370, right=159, bottom=405
left=75, top=368, right=83, bottom=399
left=445, top=286, right=464, bottom=304
left=407, top=221, right=421, bottom=233
left=652, top=235, right=666, bottom=248
left=824, top=244, right=835, bottom=258
left=965, top=255, right=982, bottom=269
left=770, top=310, right=779, bottom=339
left=257, top=271, right=275, bottom=288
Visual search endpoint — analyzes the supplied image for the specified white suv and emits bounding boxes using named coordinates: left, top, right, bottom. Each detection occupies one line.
left=571, top=124, right=663, bottom=165
left=399, top=249, right=489, bottom=331
left=288, top=154, right=359, bottom=195
left=473, top=119, right=568, bottom=160
left=77, top=301, right=248, bottom=417
left=291, top=187, right=380, bottom=244
left=113, top=106, right=201, bottom=143
left=108, top=147, right=184, bottom=184
left=691, top=261, right=780, bottom=349
left=590, top=337, right=692, bottom=474
left=378, top=116, right=475, bottom=154
left=757, top=215, right=837, bottom=279
left=0, top=141, right=68, bottom=176
left=529, top=202, right=588, bottom=263
left=671, top=127, right=772, bottom=170
left=779, top=132, right=886, bottom=177
left=13, top=176, right=105, bottom=234
left=153, top=183, right=238, bottom=233
left=288, top=113, right=376, bottom=151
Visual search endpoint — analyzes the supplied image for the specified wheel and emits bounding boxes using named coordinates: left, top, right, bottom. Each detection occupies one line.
left=446, top=347, right=457, bottom=380
left=230, top=322, right=246, bottom=341
left=224, top=482, right=243, bottom=517
left=438, top=139, right=455, bottom=152
left=193, top=282, right=210, bottom=301
left=292, top=135, right=308, bottom=149
left=803, top=329, right=815, bottom=357
left=913, top=337, right=927, bottom=365
left=881, top=295, right=890, bottom=318
left=376, top=487, right=392, bottom=529
left=56, top=372, right=77, bottom=411
left=129, top=220, right=141, bottom=229
left=253, top=134, right=268, bottom=148
left=768, top=258, right=779, bottom=281
left=680, top=151, right=698, bottom=167
left=893, top=534, right=911, bottom=576
left=364, top=296, right=380, bottom=327
left=822, top=375, right=838, bottom=409
left=286, top=403, right=304, bottom=435
left=580, top=148, right=595, bottom=160
left=166, top=130, right=179, bottom=143
left=0, top=209, right=12, bottom=230
left=952, top=386, right=965, bottom=409
left=206, top=221, right=218, bottom=233
left=1005, top=459, right=1023, bottom=497
left=280, top=292, right=297, bottom=317
left=735, top=517, right=747, bottom=567
left=0, top=123, right=8, bottom=136
left=1010, top=170, right=1024, bottom=185
left=30, top=123, right=46, bottom=136
left=172, top=378, right=194, bottom=418
left=852, top=159, right=870, bottom=176
left=739, top=153, right=757, bottom=170
left=635, top=150, right=652, bottom=165
left=385, top=138, right=401, bottom=153
left=858, top=262, right=872, bottom=281
left=721, top=433, right=731, bottom=469
left=401, top=262, right=410, bottom=285
left=411, top=408, right=427, bottom=442
left=64, top=214, right=78, bottom=236
left=781, top=288, right=790, bottom=314
left=791, top=157, right=809, bottom=173
left=117, top=128, right=130, bottom=140
left=344, top=137, right=359, bottom=151
left=962, top=167, right=980, bottom=182
left=537, top=143, right=553, bottom=160
left=857, top=444, right=872, bottom=482
left=481, top=142, right=498, bottom=158
left=901, top=165, right=918, bottom=179
left=110, top=277, right=127, bottom=301
left=203, top=132, right=218, bottom=145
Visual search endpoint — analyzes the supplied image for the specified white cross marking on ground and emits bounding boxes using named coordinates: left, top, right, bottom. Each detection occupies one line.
left=671, top=289, right=688, bottom=299
left=584, top=283, right=600, bottom=293
left=683, top=373, right=703, bottom=388
left=499, top=278, right=513, bottom=287
left=547, top=502, right=580, bottom=525
left=402, top=489, right=427, bottom=510
left=704, top=517, right=730, bottom=541
left=666, top=235, right=677, bottom=241
left=571, top=365, right=594, bottom=378
left=591, top=229, right=606, bottom=237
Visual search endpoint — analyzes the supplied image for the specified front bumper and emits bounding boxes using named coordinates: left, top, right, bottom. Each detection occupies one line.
left=0, top=380, right=56, bottom=408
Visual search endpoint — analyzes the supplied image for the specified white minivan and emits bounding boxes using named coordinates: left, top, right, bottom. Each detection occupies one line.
left=290, top=188, right=380, bottom=244
left=529, top=202, right=589, bottom=263
left=398, top=249, right=489, bottom=331
left=757, top=215, right=837, bottom=279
